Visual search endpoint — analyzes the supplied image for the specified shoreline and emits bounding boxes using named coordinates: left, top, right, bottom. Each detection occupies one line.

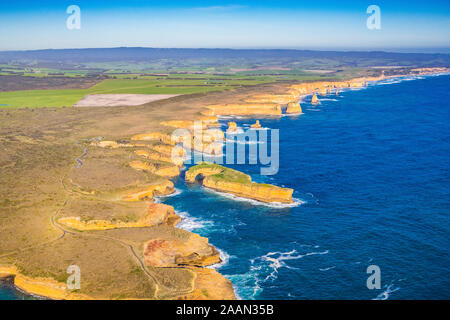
left=1, top=68, right=448, bottom=300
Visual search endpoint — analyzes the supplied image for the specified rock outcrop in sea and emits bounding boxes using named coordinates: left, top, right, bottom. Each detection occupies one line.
left=186, top=163, right=294, bottom=203
left=286, top=102, right=302, bottom=114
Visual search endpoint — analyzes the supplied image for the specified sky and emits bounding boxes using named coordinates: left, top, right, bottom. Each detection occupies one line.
left=1, top=0, right=449, bottom=52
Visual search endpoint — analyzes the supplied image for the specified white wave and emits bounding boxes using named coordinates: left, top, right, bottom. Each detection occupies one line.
left=224, top=269, right=262, bottom=300
left=153, top=188, right=182, bottom=201
left=257, top=249, right=329, bottom=281
left=320, top=98, right=338, bottom=101
left=283, top=112, right=302, bottom=116
left=203, top=187, right=305, bottom=208
left=176, top=211, right=214, bottom=232
left=319, top=266, right=336, bottom=272
left=209, top=248, right=231, bottom=270
left=373, top=283, right=400, bottom=300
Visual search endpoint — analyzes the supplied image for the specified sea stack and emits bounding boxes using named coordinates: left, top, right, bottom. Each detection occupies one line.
left=286, top=102, right=302, bottom=114
left=311, top=93, right=319, bottom=104
left=250, top=120, right=262, bottom=128
left=227, top=121, right=237, bottom=133
left=335, top=89, right=339, bottom=95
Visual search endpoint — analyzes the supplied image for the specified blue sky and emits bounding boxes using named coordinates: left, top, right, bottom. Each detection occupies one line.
left=1, top=1, right=449, bottom=51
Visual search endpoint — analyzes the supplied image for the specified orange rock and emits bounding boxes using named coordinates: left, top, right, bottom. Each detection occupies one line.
left=311, top=93, right=319, bottom=104
left=121, top=180, right=174, bottom=201
left=142, top=203, right=180, bottom=226
left=206, top=103, right=282, bottom=116
left=135, top=149, right=183, bottom=167
left=130, top=132, right=175, bottom=145
left=181, top=267, right=236, bottom=300
left=286, top=102, right=302, bottom=114
left=143, top=235, right=221, bottom=267
left=227, top=122, right=237, bottom=132
left=129, top=160, right=180, bottom=178
left=250, top=120, right=261, bottom=128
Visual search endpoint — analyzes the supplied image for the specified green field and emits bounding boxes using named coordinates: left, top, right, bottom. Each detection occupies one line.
left=0, top=72, right=336, bottom=108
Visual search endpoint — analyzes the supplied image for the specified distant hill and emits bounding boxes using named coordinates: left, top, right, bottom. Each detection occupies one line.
left=1, top=47, right=449, bottom=69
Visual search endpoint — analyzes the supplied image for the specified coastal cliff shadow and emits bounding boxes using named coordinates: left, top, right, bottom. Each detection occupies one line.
left=195, top=174, right=205, bottom=186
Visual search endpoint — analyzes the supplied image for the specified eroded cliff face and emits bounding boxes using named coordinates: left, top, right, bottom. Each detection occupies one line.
left=246, top=94, right=297, bottom=104
left=205, top=103, right=282, bottom=116
left=135, top=149, right=183, bottom=167
left=181, top=267, right=236, bottom=300
left=250, top=120, right=261, bottom=128
left=286, top=102, right=302, bottom=114
left=129, top=160, right=180, bottom=178
left=203, top=178, right=293, bottom=203
left=227, top=121, right=237, bottom=133
left=311, top=93, right=319, bottom=104
left=186, top=163, right=294, bottom=203
left=121, top=180, right=175, bottom=202
left=143, top=234, right=221, bottom=267
left=58, top=203, right=181, bottom=231
left=0, top=267, right=91, bottom=300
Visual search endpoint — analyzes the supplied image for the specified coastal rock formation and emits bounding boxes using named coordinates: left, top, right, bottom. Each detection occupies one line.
left=135, top=149, right=183, bottom=167
left=141, top=203, right=181, bottom=226
left=311, top=93, right=319, bottom=104
left=58, top=203, right=180, bottom=231
left=129, top=160, right=180, bottom=178
left=246, top=94, right=296, bottom=104
left=205, top=103, right=282, bottom=116
left=186, top=163, right=294, bottom=203
left=250, top=120, right=261, bottom=128
left=286, top=102, right=302, bottom=114
left=121, top=180, right=174, bottom=201
left=319, top=87, right=328, bottom=95
left=143, top=234, right=221, bottom=267
left=182, top=267, right=236, bottom=300
left=0, top=267, right=91, bottom=300
left=131, top=132, right=175, bottom=145
left=227, top=121, right=237, bottom=133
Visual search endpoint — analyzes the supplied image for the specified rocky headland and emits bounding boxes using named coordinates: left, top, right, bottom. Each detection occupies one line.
left=185, top=163, right=294, bottom=204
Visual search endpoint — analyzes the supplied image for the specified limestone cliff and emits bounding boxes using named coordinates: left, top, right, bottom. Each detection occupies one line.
left=286, top=102, right=302, bottom=114
left=205, top=103, right=282, bottom=116
left=186, top=163, right=293, bottom=203
left=246, top=94, right=296, bottom=104
left=311, top=93, right=319, bottom=104
left=250, top=120, right=261, bottom=128
left=227, top=121, right=237, bottom=133
left=135, top=149, right=183, bottom=167
left=143, top=234, right=221, bottom=267
left=58, top=203, right=180, bottom=231
left=129, top=160, right=180, bottom=178
left=181, top=267, right=236, bottom=300
left=0, top=267, right=91, bottom=300
left=121, top=180, right=174, bottom=201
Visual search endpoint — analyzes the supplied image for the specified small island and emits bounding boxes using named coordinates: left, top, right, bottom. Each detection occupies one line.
left=185, top=163, right=294, bottom=204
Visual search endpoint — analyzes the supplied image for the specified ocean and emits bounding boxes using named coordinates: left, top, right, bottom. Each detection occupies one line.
left=1, top=73, right=449, bottom=300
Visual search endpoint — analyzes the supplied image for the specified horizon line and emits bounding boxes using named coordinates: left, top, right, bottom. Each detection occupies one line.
left=2, top=46, right=450, bottom=55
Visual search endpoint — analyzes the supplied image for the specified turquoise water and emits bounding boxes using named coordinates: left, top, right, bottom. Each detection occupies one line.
left=1, top=74, right=449, bottom=300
